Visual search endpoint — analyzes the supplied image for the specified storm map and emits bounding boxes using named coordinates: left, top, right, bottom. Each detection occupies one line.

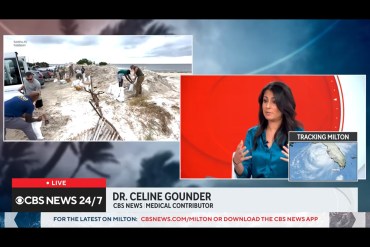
left=289, top=142, right=357, bottom=181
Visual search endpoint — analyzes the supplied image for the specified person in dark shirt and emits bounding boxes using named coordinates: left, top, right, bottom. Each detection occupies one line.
left=4, top=92, right=43, bottom=140
left=69, top=64, right=74, bottom=78
left=232, top=81, right=303, bottom=178
left=130, top=65, right=145, bottom=97
left=76, top=72, right=83, bottom=80
left=117, top=69, right=133, bottom=87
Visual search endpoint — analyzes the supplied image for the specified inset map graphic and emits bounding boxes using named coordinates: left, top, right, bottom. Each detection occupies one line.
left=289, top=142, right=357, bottom=181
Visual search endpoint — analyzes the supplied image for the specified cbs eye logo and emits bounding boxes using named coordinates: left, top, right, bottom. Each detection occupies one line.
left=15, top=196, right=24, bottom=205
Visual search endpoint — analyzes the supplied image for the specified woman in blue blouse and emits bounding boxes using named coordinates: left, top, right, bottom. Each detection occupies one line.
left=233, top=82, right=303, bottom=178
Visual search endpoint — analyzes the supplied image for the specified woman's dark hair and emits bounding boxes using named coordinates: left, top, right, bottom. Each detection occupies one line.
left=253, top=81, right=302, bottom=150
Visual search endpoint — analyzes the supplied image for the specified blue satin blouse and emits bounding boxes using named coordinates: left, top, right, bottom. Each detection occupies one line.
left=236, top=125, right=303, bottom=178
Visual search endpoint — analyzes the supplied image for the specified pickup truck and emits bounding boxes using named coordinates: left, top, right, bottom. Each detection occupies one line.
left=4, top=52, right=29, bottom=101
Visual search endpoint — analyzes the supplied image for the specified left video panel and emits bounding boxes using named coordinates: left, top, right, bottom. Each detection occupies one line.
left=3, top=35, right=193, bottom=141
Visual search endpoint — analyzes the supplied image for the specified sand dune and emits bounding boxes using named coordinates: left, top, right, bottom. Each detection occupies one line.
left=4, top=65, right=184, bottom=141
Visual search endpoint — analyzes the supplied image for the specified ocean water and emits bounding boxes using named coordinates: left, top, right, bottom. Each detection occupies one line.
left=50, top=64, right=192, bottom=73
left=50, top=64, right=193, bottom=73
left=115, top=64, right=192, bottom=73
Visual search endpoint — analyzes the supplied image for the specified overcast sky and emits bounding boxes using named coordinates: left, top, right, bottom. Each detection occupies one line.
left=3, top=35, right=192, bottom=64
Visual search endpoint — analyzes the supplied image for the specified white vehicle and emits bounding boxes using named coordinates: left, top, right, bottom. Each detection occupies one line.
left=4, top=52, right=29, bottom=101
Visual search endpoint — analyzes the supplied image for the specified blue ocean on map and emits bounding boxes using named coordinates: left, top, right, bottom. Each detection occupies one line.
left=289, top=142, right=357, bottom=181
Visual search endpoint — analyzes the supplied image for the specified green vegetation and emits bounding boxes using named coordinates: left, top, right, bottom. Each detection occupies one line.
left=99, top=62, right=108, bottom=66
left=77, top=58, right=93, bottom=65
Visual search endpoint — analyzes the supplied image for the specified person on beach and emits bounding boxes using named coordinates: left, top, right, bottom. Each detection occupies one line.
left=4, top=92, right=43, bottom=140
left=18, top=72, right=49, bottom=125
left=117, top=69, right=134, bottom=87
left=130, top=65, right=145, bottom=97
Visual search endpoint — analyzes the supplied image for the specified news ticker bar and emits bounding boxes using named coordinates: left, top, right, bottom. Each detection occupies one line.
left=5, top=184, right=362, bottom=227
left=289, top=132, right=357, bottom=142
left=11, top=179, right=357, bottom=213
left=1, top=212, right=370, bottom=228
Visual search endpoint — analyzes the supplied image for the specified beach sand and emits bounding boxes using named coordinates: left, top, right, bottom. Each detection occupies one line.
left=4, top=66, right=186, bottom=141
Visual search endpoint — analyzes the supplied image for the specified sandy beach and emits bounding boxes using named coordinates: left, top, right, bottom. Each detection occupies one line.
left=4, top=66, right=186, bottom=141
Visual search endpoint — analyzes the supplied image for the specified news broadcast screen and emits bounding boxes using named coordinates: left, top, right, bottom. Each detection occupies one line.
left=0, top=20, right=369, bottom=228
